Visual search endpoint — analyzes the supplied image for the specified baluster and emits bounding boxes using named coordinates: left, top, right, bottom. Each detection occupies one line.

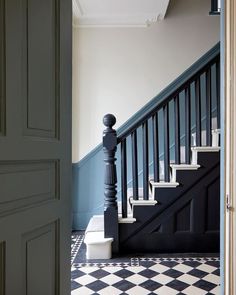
left=163, top=104, right=170, bottom=182
left=174, top=95, right=180, bottom=164
left=195, top=78, right=201, bottom=146
left=206, top=67, right=212, bottom=146
left=185, top=86, right=191, bottom=164
left=121, top=139, right=127, bottom=218
left=152, top=113, right=160, bottom=183
left=131, top=130, right=138, bottom=200
left=152, top=113, right=159, bottom=200
left=103, top=114, right=119, bottom=253
left=143, top=121, right=149, bottom=200
left=216, top=60, right=220, bottom=129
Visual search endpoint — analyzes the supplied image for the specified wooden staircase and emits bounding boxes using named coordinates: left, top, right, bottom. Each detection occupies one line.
left=84, top=49, right=220, bottom=259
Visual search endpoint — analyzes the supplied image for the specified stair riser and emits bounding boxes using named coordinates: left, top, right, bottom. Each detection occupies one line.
left=119, top=151, right=220, bottom=253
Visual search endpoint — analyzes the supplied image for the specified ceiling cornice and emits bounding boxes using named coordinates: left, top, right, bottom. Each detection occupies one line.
left=72, top=0, right=170, bottom=28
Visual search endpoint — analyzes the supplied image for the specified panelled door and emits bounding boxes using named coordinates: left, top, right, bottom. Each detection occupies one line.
left=0, top=0, right=72, bottom=294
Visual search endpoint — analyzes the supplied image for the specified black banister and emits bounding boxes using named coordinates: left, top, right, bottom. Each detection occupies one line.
left=121, top=138, right=127, bottom=218
left=206, top=67, right=212, bottom=146
left=174, top=95, right=180, bottom=164
left=152, top=112, right=160, bottom=184
left=103, top=114, right=119, bottom=252
left=131, top=130, right=139, bottom=200
left=195, top=77, right=201, bottom=146
left=142, top=121, right=149, bottom=200
left=216, top=60, right=220, bottom=129
left=163, top=104, right=170, bottom=182
left=185, top=86, right=191, bottom=164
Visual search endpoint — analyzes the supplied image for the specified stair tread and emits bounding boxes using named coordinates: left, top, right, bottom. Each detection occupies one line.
left=130, top=198, right=157, bottom=205
left=150, top=181, right=179, bottom=187
left=191, top=146, right=220, bottom=151
left=86, top=215, right=104, bottom=234
left=118, top=217, right=136, bottom=223
left=170, top=164, right=200, bottom=169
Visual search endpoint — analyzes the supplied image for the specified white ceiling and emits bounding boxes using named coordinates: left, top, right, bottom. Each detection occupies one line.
left=73, top=0, right=170, bottom=28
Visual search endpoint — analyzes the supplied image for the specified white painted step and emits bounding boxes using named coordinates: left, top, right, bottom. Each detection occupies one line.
left=149, top=180, right=179, bottom=188
left=118, top=216, right=136, bottom=223
left=84, top=215, right=113, bottom=259
left=118, top=188, right=156, bottom=221
left=84, top=231, right=113, bottom=259
left=170, top=164, right=200, bottom=182
left=130, top=197, right=157, bottom=206
left=191, top=146, right=220, bottom=165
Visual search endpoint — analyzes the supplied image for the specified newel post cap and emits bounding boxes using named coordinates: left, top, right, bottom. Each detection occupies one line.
left=103, top=114, right=116, bottom=128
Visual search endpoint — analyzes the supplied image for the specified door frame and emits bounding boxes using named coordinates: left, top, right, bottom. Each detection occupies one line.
left=222, top=0, right=236, bottom=294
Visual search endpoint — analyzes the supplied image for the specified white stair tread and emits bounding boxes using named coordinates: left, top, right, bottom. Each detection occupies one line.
left=191, top=146, right=220, bottom=152
left=150, top=180, right=179, bottom=188
left=84, top=231, right=113, bottom=245
left=85, top=215, right=104, bottom=234
left=118, top=217, right=136, bottom=223
left=130, top=198, right=157, bottom=206
left=170, top=164, right=200, bottom=170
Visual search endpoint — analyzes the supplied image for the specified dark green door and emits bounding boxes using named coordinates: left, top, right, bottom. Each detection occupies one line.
left=0, top=0, right=72, bottom=294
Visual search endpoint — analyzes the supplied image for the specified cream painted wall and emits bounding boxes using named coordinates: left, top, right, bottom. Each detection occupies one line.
left=72, top=0, right=220, bottom=163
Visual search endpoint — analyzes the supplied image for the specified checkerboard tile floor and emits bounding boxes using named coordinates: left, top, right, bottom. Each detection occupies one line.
left=71, top=232, right=220, bottom=294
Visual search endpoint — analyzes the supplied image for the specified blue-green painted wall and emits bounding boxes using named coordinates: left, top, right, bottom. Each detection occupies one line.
left=72, top=43, right=220, bottom=230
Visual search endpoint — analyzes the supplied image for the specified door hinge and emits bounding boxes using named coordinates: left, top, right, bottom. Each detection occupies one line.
left=226, top=194, right=232, bottom=211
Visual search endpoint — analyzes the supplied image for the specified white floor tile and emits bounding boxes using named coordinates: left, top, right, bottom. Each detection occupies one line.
left=126, top=274, right=148, bottom=285
left=153, top=273, right=174, bottom=285
left=71, top=286, right=94, bottom=295
left=154, top=285, right=179, bottom=295
left=126, top=286, right=151, bottom=295
left=149, top=263, right=169, bottom=273
left=183, top=285, right=208, bottom=295
left=98, top=286, right=123, bottom=295
left=100, top=274, right=122, bottom=285
left=172, top=263, right=193, bottom=273
left=74, top=274, right=97, bottom=285
left=203, top=273, right=220, bottom=285
left=210, top=285, right=221, bottom=294
left=177, top=273, right=199, bottom=285
left=196, top=263, right=217, bottom=273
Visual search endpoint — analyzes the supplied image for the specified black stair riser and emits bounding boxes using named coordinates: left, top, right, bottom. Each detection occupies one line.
left=119, top=152, right=220, bottom=253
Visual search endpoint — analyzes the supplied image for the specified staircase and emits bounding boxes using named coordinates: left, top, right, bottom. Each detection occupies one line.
left=84, top=47, right=220, bottom=259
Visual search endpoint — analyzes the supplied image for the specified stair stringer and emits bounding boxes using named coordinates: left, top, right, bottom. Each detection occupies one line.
left=119, top=151, right=220, bottom=253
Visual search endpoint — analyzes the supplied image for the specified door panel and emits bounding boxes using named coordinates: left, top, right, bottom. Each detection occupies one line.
left=0, top=0, right=72, bottom=294
left=0, top=242, right=5, bottom=295
left=22, top=222, right=59, bottom=295
left=0, top=160, right=59, bottom=215
left=0, top=0, right=5, bottom=137
left=23, top=0, right=60, bottom=138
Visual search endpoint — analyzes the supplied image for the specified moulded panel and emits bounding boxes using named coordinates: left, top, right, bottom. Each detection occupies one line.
left=205, top=177, right=220, bottom=232
left=0, top=0, right=6, bottom=136
left=175, top=201, right=191, bottom=232
left=0, top=160, right=60, bottom=215
left=22, top=222, right=59, bottom=295
left=0, top=242, right=5, bottom=295
left=23, top=0, right=60, bottom=139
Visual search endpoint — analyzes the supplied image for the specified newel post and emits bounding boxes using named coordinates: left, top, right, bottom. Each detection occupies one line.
left=103, top=114, right=119, bottom=253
